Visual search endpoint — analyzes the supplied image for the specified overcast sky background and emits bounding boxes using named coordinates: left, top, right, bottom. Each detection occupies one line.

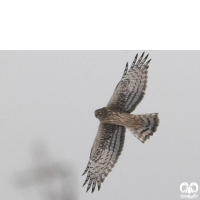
left=0, top=51, right=200, bottom=200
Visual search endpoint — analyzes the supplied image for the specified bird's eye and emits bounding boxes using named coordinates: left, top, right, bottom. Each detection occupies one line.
left=98, top=112, right=101, bottom=115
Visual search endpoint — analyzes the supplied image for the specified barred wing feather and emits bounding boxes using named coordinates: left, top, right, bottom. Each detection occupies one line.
left=82, top=123, right=125, bottom=192
left=107, top=52, right=151, bottom=113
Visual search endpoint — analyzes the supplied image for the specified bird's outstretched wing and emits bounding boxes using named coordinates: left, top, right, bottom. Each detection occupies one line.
left=107, top=52, right=151, bottom=113
left=82, top=123, right=125, bottom=193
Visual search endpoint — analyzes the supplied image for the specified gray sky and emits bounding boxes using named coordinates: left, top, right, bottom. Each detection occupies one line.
left=0, top=51, right=200, bottom=200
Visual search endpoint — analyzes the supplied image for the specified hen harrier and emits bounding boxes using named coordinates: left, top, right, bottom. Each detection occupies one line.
left=82, top=52, right=159, bottom=193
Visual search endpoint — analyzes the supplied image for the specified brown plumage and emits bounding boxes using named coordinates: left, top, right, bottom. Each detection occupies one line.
left=82, top=52, right=160, bottom=193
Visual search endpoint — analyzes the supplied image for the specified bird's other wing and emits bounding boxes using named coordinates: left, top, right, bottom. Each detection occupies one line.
left=107, top=52, right=151, bottom=113
left=82, top=123, right=125, bottom=193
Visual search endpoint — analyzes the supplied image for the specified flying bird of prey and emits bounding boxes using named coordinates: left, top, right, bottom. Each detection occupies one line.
left=82, top=52, right=159, bottom=193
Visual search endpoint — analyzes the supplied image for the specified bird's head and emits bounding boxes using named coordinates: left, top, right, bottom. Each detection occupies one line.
left=95, top=107, right=106, bottom=120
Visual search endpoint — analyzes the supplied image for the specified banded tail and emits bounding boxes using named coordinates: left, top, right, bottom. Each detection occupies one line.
left=129, top=113, right=159, bottom=143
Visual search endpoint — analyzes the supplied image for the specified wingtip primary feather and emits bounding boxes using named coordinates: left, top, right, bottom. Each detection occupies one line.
left=82, top=165, right=89, bottom=176
left=147, top=58, right=151, bottom=64
left=144, top=59, right=151, bottom=68
left=98, top=182, right=101, bottom=191
left=91, top=182, right=96, bottom=193
left=122, top=62, right=129, bottom=78
left=82, top=171, right=86, bottom=176
left=82, top=178, right=89, bottom=187
left=82, top=182, right=86, bottom=187
left=134, top=53, right=138, bottom=63
left=82, top=171, right=90, bottom=187
left=86, top=178, right=92, bottom=192
left=138, top=53, right=150, bottom=68
left=130, top=53, right=138, bottom=70
left=136, top=52, right=145, bottom=67
left=144, top=54, right=149, bottom=60
left=141, top=51, right=145, bottom=57
left=101, top=174, right=105, bottom=183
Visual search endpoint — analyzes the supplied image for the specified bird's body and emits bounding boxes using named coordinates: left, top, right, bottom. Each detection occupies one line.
left=96, top=107, right=142, bottom=127
left=82, top=52, right=160, bottom=193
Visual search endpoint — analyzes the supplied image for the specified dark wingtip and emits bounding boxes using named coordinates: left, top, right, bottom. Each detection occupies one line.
left=82, top=171, right=86, bottom=176
left=98, top=185, right=101, bottom=191
left=82, top=180, right=87, bottom=187
left=141, top=51, right=145, bottom=56
left=144, top=54, right=149, bottom=59
left=147, top=59, right=151, bottom=64
left=126, top=62, right=128, bottom=67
